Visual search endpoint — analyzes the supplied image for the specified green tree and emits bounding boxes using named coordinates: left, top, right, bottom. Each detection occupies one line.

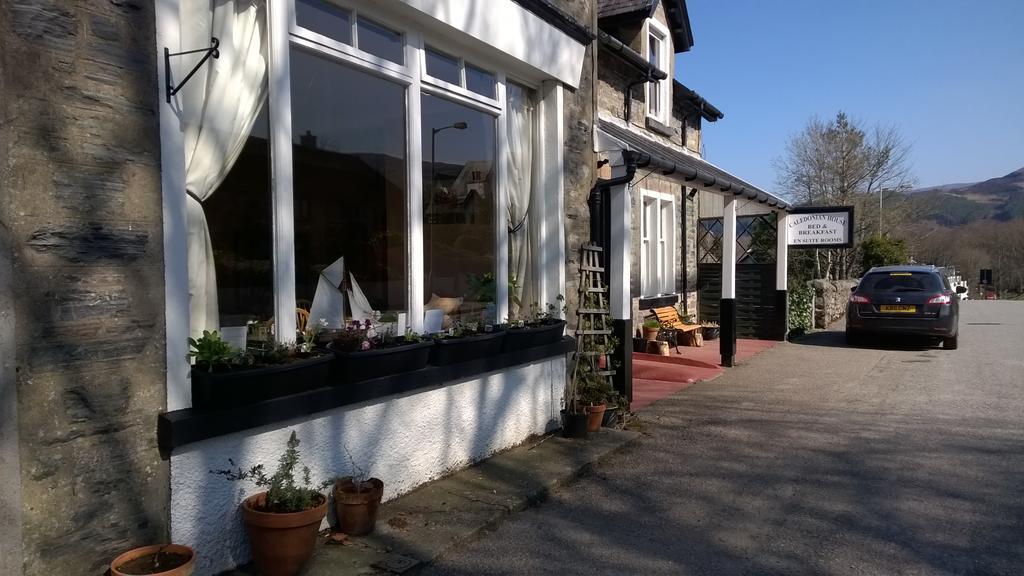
left=774, top=112, right=914, bottom=280
left=859, top=235, right=908, bottom=274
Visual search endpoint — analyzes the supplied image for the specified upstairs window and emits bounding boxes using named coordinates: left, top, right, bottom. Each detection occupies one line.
left=645, top=18, right=671, bottom=125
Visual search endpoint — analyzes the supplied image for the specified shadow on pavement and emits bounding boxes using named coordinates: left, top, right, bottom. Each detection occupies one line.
left=791, top=329, right=941, bottom=352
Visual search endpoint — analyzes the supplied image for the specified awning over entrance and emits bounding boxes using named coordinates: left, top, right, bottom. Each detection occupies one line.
left=597, top=119, right=791, bottom=210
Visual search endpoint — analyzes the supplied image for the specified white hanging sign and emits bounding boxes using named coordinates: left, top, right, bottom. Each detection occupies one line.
left=787, top=207, right=854, bottom=248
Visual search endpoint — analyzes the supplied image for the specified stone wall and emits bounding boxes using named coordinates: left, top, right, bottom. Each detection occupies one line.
left=0, top=1, right=169, bottom=574
left=811, top=279, right=859, bottom=329
left=555, top=0, right=596, bottom=326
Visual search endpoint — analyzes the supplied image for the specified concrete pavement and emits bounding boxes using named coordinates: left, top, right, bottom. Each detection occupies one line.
left=422, top=301, right=1024, bottom=576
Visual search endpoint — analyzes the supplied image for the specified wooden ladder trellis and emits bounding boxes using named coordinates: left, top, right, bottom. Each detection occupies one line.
left=572, top=243, right=615, bottom=390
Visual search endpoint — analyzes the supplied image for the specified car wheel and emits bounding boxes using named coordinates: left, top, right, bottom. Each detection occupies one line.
left=846, top=329, right=861, bottom=346
left=943, top=334, right=958, bottom=350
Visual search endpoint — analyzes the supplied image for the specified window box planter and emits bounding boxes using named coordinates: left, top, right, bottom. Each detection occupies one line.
left=331, top=340, right=434, bottom=383
left=429, top=330, right=506, bottom=366
left=502, top=320, right=567, bottom=352
left=190, top=353, right=335, bottom=411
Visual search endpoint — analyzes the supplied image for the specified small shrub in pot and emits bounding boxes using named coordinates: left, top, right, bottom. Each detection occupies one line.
left=212, top=431, right=328, bottom=576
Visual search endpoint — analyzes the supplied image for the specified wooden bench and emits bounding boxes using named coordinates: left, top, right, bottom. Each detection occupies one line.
left=648, top=306, right=702, bottom=349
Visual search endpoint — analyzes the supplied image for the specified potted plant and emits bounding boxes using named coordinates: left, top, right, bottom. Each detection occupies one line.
left=577, top=370, right=616, bottom=433
left=701, top=321, right=720, bottom=340
left=330, top=449, right=384, bottom=536
left=329, top=321, right=433, bottom=383
left=110, top=544, right=195, bottom=576
left=189, top=330, right=334, bottom=410
left=428, top=321, right=505, bottom=365
left=502, top=296, right=568, bottom=352
left=641, top=319, right=662, bottom=342
left=212, top=431, right=328, bottom=576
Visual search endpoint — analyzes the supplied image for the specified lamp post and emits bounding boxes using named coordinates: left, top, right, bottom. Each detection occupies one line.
left=426, top=121, right=467, bottom=292
left=430, top=122, right=468, bottom=211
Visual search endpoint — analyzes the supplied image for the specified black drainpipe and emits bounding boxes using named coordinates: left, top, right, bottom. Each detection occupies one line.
left=586, top=150, right=645, bottom=406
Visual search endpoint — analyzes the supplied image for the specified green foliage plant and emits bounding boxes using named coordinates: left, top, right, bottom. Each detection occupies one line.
left=641, top=319, right=662, bottom=329
left=859, top=234, right=908, bottom=274
left=188, top=330, right=237, bottom=372
left=211, top=431, right=326, bottom=513
left=788, top=283, right=814, bottom=337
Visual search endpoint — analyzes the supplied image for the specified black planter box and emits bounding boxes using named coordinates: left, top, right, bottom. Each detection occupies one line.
left=332, top=340, right=434, bottom=383
left=429, top=331, right=505, bottom=366
left=502, top=320, right=567, bottom=352
left=190, top=353, right=334, bottom=410
left=701, top=327, right=720, bottom=340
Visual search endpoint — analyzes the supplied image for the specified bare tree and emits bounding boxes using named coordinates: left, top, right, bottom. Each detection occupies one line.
left=774, top=112, right=915, bottom=280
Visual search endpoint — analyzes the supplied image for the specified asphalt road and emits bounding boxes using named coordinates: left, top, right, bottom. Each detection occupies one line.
left=422, top=301, right=1024, bottom=576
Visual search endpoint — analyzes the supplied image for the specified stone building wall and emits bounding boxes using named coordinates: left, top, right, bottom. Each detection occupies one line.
left=0, top=1, right=169, bottom=574
left=554, top=0, right=596, bottom=326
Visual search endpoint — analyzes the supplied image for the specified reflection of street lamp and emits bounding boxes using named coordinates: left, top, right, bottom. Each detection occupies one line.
left=427, top=122, right=467, bottom=294
left=430, top=122, right=468, bottom=204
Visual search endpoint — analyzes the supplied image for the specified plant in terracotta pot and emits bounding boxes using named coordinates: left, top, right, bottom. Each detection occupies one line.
left=110, top=544, right=195, bottom=576
left=328, top=320, right=433, bottom=383
left=188, top=330, right=334, bottom=410
left=212, top=431, right=328, bottom=576
left=329, top=448, right=384, bottom=536
left=577, top=368, right=616, bottom=433
left=641, top=319, right=662, bottom=342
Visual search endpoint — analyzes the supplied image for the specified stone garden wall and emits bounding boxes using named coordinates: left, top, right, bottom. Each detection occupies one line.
left=811, top=279, right=859, bottom=329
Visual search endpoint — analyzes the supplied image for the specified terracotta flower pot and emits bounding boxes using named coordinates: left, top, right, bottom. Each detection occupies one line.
left=642, top=327, right=660, bottom=342
left=585, top=403, right=607, bottom=432
left=110, top=544, right=195, bottom=576
left=241, top=492, right=327, bottom=576
left=333, top=477, right=384, bottom=536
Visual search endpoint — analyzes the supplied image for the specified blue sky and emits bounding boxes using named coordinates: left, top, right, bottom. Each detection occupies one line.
left=679, top=0, right=1024, bottom=190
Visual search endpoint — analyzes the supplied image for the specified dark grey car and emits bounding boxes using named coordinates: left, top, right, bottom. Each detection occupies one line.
left=846, top=265, right=965, bottom=349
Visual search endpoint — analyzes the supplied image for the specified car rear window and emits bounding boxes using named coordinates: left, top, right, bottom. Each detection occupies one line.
left=858, top=272, right=944, bottom=293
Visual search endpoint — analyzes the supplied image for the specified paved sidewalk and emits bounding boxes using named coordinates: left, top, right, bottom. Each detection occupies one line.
left=225, top=428, right=638, bottom=575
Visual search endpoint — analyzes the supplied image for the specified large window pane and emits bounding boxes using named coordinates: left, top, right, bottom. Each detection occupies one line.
left=357, top=17, right=403, bottom=65
left=203, top=102, right=274, bottom=334
left=424, top=46, right=460, bottom=85
left=295, top=0, right=352, bottom=45
left=291, top=48, right=407, bottom=328
left=422, top=94, right=496, bottom=324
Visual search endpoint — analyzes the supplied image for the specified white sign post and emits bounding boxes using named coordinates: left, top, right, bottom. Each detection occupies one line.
left=787, top=207, right=854, bottom=249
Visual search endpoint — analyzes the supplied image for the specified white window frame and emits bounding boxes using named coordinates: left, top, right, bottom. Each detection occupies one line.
left=640, top=189, right=675, bottom=297
left=644, top=18, right=672, bottom=126
left=157, top=0, right=567, bottom=409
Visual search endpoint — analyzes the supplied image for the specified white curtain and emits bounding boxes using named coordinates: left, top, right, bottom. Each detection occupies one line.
left=180, top=0, right=268, bottom=337
left=506, top=83, right=536, bottom=317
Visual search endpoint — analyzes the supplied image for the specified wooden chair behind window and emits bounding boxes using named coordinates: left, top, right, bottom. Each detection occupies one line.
left=296, top=307, right=310, bottom=333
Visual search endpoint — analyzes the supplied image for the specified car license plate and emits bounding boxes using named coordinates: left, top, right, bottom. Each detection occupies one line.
left=880, top=305, right=916, bottom=313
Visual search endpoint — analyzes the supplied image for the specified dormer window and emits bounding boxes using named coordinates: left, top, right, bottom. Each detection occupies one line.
left=645, top=18, right=672, bottom=125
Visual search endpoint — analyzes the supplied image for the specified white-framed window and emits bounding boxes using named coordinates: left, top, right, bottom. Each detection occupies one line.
left=640, top=190, right=675, bottom=296
left=644, top=18, right=672, bottom=125
left=175, top=0, right=564, bottom=349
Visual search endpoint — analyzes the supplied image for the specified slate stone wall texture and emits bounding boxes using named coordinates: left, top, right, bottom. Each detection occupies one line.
left=0, top=1, right=169, bottom=574
left=554, top=0, right=596, bottom=326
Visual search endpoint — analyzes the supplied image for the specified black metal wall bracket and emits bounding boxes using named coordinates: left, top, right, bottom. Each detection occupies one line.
left=165, top=37, right=220, bottom=103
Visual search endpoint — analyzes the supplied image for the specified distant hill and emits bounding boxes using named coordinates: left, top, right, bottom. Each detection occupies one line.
left=908, top=166, right=1024, bottom=226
